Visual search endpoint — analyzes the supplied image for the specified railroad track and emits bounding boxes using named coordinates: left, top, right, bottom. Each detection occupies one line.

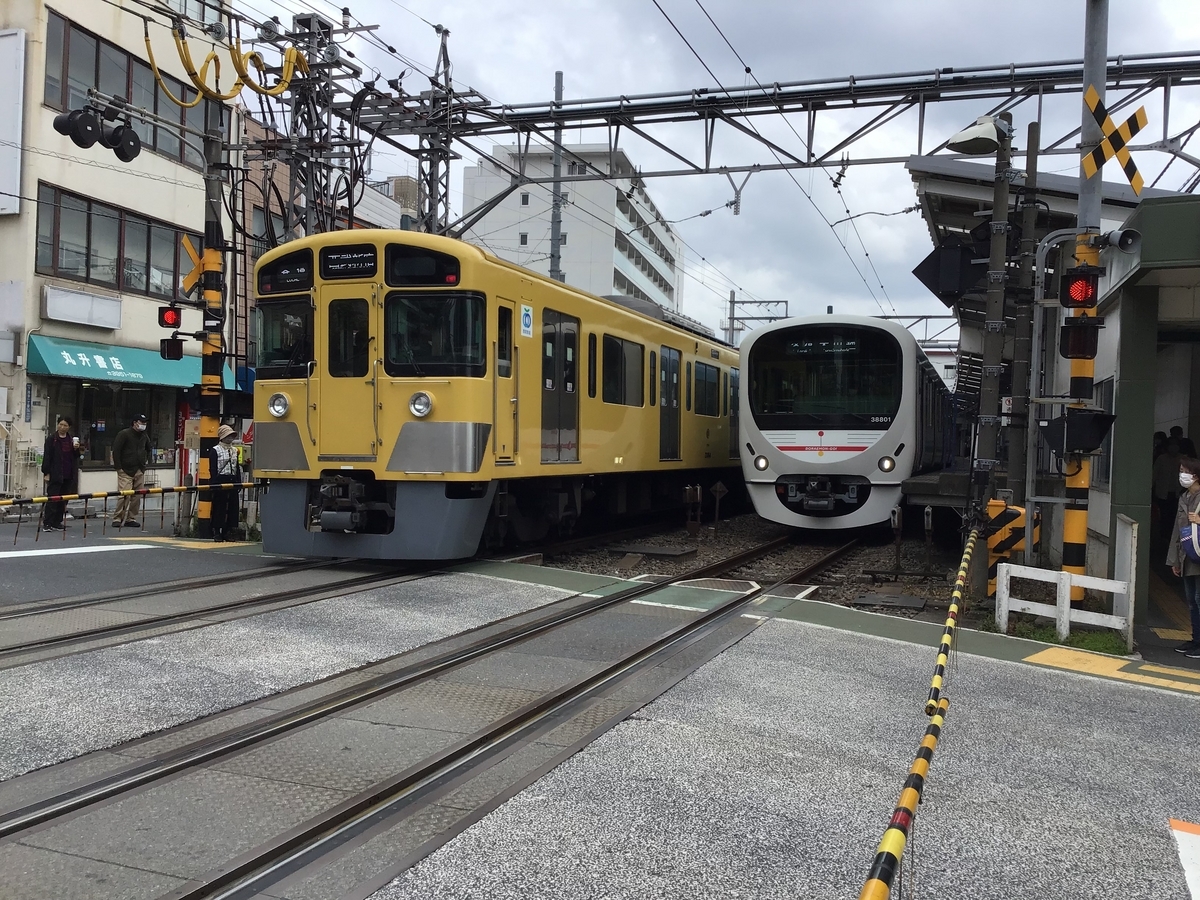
left=0, top=565, right=432, bottom=670
left=0, top=535, right=857, bottom=900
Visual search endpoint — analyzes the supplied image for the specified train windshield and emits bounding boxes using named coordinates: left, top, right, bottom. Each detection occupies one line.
left=256, top=297, right=314, bottom=379
left=384, top=291, right=486, bottom=377
left=748, top=325, right=903, bottom=428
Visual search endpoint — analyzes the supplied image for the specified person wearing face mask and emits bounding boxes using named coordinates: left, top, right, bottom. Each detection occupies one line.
left=1167, top=456, right=1200, bottom=658
left=110, top=413, right=151, bottom=529
left=41, top=416, right=82, bottom=531
left=206, top=424, right=243, bottom=542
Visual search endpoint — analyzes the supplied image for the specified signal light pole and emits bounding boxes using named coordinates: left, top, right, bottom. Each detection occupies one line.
left=195, top=131, right=226, bottom=540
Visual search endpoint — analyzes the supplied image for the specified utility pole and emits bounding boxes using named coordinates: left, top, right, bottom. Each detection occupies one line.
left=1061, top=0, right=1109, bottom=596
left=728, top=290, right=736, bottom=344
left=1010, top=121, right=1040, bottom=515
left=196, top=130, right=226, bottom=539
left=973, top=111, right=1014, bottom=505
left=549, top=70, right=565, bottom=282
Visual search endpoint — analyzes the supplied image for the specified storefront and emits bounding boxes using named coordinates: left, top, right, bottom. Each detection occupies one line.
left=26, top=335, right=230, bottom=494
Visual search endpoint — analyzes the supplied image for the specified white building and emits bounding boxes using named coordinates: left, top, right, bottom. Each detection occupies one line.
left=462, top=144, right=682, bottom=311
left=0, top=0, right=234, bottom=499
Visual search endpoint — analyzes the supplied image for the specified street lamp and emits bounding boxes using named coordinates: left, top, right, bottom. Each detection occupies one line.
left=946, top=116, right=1005, bottom=155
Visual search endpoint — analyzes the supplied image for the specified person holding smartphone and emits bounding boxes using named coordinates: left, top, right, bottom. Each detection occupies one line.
left=41, top=416, right=82, bottom=531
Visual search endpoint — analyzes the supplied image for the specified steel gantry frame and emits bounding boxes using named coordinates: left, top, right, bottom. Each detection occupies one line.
left=336, top=52, right=1200, bottom=235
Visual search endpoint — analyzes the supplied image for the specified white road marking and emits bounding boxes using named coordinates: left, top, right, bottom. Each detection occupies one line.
left=631, top=598, right=704, bottom=612
left=1171, top=820, right=1200, bottom=898
left=0, top=543, right=156, bottom=560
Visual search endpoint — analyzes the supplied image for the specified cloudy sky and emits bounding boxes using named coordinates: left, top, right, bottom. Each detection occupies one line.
left=258, top=0, right=1200, bottom=336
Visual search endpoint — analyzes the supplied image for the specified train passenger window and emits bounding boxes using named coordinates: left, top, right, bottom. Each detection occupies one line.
left=695, top=362, right=719, bottom=417
left=587, top=333, right=597, bottom=398
left=728, top=368, right=740, bottom=458
left=328, top=298, right=370, bottom=377
left=563, top=331, right=577, bottom=393
left=649, top=351, right=657, bottom=406
left=685, top=362, right=692, bottom=411
left=497, top=306, right=513, bottom=378
left=723, top=370, right=729, bottom=416
left=602, top=334, right=644, bottom=406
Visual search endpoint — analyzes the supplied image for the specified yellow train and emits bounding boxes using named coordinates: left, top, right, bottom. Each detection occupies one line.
left=252, top=230, right=742, bottom=559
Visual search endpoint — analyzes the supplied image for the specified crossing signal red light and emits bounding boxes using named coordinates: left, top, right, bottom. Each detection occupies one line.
left=1059, top=265, right=1103, bottom=309
left=158, top=306, right=183, bottom=329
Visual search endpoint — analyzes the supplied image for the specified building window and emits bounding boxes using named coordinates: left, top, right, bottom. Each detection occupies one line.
left=520, top=193, right=530, bottom=206
left=43, top=9, right=224, bottom=171
left=602, top=334, right=644, bottom=406
left=1093, top=378, right=1115, bottom=488
left=250, top=206, right=286, bottom=259
left=519, top=232, right=528, bottom=247
left=36, top=182, right=200, bottom=298
left=47, top=380, right=179, bottom=471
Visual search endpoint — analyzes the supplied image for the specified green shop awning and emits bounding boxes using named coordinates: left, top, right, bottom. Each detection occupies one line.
left=27, top=335, right=234, bottom=389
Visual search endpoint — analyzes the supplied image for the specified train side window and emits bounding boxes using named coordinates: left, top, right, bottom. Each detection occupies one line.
left=695, top=362, right=719, bottom=416
left=328, top=298, right=370, bottom=378
left=497, top=306, right=513, bottom=378
left=723, top=370, right=728, bottom=416
left=543, top=331, right=555, bottom=390
left=685, top=362, right=692, bottom=411
left=649, top=351, right=657, bottom=406
left=602, top=334, right=644, bottom=406
left=563, top=330, right=577, bottom=393
left=587, top=333, right=596, bottom=398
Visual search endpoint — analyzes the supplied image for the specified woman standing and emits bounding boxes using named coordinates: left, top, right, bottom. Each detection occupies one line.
left=41, top=416, right=81, bottom=531
left=206, top=424, right=242, bottom=541
left=1167, top=456, right=1200, bottom=658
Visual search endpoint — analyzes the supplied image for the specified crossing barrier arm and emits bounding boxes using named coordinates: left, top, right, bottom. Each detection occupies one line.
left=0, top=482, right=257, bottom=509
left=925, top=529, right=978, bottom=715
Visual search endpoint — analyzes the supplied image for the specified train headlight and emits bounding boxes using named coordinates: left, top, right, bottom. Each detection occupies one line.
left=267, top=392, right=290, bottom=418
left=753, top=455, right=769, bottom=471
left=878, top=456, right=896, bottom=473
left=409, top=391, right=433, bottom=418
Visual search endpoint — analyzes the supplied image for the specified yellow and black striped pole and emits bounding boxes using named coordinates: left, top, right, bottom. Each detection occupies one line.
left=197, top=131, right=226, bottom=539
left=859, top=697, right=950, bottom=900
left=1061, top=234, right=1099, bottom=602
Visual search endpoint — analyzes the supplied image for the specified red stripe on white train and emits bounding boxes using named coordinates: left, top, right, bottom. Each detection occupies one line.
left=775, top=445, right=869, bottom=452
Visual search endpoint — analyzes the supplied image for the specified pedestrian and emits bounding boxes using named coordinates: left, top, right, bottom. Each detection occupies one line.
left=111, top=413, right=151, bottom=528
left=1171, top=425, right=1197, bottom=459
left=1154, top=439, right=1184, bottom=535
left=41, top=416, right=81, bottom=531
left=207, top=424, right=242, bottom=541
left=1167, top=456, right=1200, bottom=658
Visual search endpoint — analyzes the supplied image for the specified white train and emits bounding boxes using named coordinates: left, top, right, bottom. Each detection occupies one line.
left=739, top=315, right=951, bottom=529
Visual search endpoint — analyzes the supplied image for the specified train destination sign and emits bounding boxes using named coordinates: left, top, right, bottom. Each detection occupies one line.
left=258, top=248, right=314, bottom=294
left=320, top=244, right=378, bottom=280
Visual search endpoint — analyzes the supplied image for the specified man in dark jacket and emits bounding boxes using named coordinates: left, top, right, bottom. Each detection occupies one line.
left=41, top=416, right=81, bottom=531
left=111, top=413, right=151, bottom=528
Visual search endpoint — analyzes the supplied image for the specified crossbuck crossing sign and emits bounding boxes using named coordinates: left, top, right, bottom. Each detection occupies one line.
left=1082, top=85, right=1148, bottom=195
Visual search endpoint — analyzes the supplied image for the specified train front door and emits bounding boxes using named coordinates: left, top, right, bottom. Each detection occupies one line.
left=318, top=285, right=378, bottom=460
left=494, top=300, right=517, bottom=461
left=541, top=309, right=579, bottom=462
left=660, top=345, right=681, bottom=460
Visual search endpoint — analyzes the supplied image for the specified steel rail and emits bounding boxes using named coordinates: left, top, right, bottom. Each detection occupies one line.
left=0, top=559, right=340, bottom=621
left=158, top=538, right=861, bottom=900
left=0, top=535, right=800, bottom=840
left=0, top=567, right=428, bottom=665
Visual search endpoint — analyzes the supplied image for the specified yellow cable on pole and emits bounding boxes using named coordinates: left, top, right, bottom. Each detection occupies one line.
left=172, top=26, right=245, bottom=103
left=229, top=39, right=309, bottom=98
left=144, top=23, right=204, bottom=108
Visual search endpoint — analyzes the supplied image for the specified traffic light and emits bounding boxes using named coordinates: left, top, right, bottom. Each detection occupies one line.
left=158, top=306, right=183, bottom=329
left=1060, top=315, right=1104, bottom=359
left=160, top=338, right=184, bottom=360
left=1059, top=264, right=1104, bottom=309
